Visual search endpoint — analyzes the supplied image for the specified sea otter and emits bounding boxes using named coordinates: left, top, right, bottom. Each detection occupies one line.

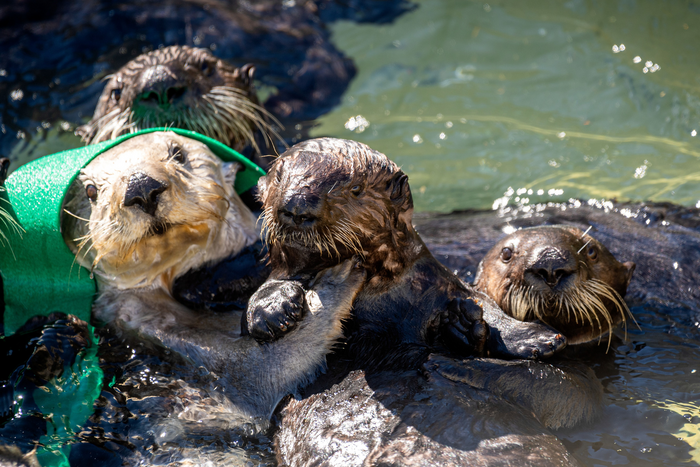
left=273, top=226, right=638, bottom=467
left=77, top=46, right=282, bottom=170
left=59, top=131, right=365, bottom=463
left=246, top=137, right=566, bottom=370
left=473, top=225, right=636, bottom=346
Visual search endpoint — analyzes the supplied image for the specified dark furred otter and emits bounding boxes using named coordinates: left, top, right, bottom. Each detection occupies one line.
left=247, top=137, right=566, bottom=369
left=77, top=46, right=281, bottom=168
left=474, top=225, right=636, bottom=345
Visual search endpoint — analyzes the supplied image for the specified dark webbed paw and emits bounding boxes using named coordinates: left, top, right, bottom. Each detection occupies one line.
left=484, top=310, right=567, bottom=359
left=436, top=297, right=489, bottom=357
left=246, top=280, right=306, bottom=343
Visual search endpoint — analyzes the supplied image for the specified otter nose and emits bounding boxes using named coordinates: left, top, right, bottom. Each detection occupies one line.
left=528, top=249, right=576, bottom=288
left=278, top=194, right=320, bottom=228
left=124, top=172, right=168, bottom=217
left=137, top=65, right=187, bottom=106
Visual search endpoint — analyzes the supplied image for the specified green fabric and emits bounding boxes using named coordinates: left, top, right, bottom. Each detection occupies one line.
left=0, top=128, right=265, bottom=335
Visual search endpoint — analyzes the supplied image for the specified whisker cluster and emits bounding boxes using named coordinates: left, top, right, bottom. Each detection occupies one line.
left=259, top=207, right=364, bottom=260
left=504, top=278, right=634, bottom=350
left=82, top=86, right=284, bottom=151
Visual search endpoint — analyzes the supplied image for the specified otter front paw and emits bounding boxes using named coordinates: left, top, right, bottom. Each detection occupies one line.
left=246, top=280, right=306, bottom=343
left=436, top=298, right=489, bottom=357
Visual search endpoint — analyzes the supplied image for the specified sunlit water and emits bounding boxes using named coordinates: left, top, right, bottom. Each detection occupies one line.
left=1, top=1, right=700, bottom=466
left=313, top=0, right=700, bottom=212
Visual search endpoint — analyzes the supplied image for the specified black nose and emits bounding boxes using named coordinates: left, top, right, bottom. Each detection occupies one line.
left=278, top=193, right=320, bottom=228
left=528, top=249, right=576, bottom=288
left=137, top=66, right=187, bottom=106
left=124, top=172, right=168, bottom=216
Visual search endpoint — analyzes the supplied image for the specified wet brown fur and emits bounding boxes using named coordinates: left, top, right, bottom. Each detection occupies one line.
left=259, top=137, right=420, bottom=286
left=474, top=225, right=636, bottom=346
left=77, top=45, right=281, bottom=156
left=254, top=138, right=566, bottom=369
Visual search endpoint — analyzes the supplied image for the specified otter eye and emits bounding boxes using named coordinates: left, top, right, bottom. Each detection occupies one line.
left=86, top=184, right=98, bottom=202
left=501, top=247, right=513, bottom=262
left=587, top=246, right=598, bottom=261
left=201, top=60, right=213, bottom=76
left=350, top=185, right=362, bottom=196
left=110, top=88, right=122, bottom=102
left=168, top=144, right=185, bottom=164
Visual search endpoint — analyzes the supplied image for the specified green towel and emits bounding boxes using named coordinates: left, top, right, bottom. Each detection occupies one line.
left=0, top=128, right=265, bottom=335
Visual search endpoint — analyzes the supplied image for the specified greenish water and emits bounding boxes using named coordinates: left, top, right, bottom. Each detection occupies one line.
left=312, top=0, right=700, bottom=212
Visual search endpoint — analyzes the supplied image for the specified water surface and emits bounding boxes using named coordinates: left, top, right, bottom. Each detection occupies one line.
left=313, top=0, right=700, bottom=212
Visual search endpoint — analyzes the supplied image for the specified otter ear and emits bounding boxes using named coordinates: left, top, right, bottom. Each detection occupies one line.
left=389, top=171, right=410, bottom=204
left=239, top=63, right=256, bottom=87
left=222, top=162, right=243, bottom=188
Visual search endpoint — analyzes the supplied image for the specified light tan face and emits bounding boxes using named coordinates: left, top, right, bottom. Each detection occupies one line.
left=474, top=225, right=636, bottom=346
left=62, top=131, right=253, bottom=289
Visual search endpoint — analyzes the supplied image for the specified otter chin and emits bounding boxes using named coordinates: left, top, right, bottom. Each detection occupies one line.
left=77, top=46, right=281, bottom=156
left=473, top=225, right=636, bottom=346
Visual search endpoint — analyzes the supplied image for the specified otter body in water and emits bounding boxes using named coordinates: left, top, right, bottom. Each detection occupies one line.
left=246, top=137, right=566, bottom=369
left=274, top=226, right=637, bottom=467
left=60, top=131, right=365, bottom=464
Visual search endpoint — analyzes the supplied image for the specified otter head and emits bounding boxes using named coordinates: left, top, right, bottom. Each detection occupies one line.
left=258, top=138, right=414, bottom=278
left=77, top=46, right=279, bottom=152
left=62, top=131, right=257, bottom=290
left=473, top=225, right=636, bottom=346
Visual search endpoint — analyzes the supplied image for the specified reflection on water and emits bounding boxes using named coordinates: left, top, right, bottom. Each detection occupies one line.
left=314, top=0, right=700, bottom=212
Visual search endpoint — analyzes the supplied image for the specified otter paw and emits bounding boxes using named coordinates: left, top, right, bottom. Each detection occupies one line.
left=438, top=298, right=489, bottom=357
left=246, top=280, right=306, bottom=343
left=488, top=320, right=567, bottom=360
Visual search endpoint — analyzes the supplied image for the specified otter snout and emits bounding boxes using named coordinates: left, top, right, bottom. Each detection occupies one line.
left=527, top=248, right=576, bottom=288
left=137, top=65, right=187, bottom=107
left=124, top=172, right=168, bottom=217
left=278, top=192, right=321, bottom=228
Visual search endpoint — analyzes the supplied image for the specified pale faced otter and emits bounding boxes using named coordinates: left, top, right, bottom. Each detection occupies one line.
left=247, top=137, right=566, bottom=369
left=473, top=225, right=636, bottom=346
left=76, top=46, right=281, bottom=168
left=60, top=132, right=365, bottom=437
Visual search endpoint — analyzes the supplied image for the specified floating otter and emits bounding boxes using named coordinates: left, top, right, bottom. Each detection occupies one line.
left=473, top=225, right=636, bottom=345
left=59, top=131, right=365, bottom=462
left=77, top=46, right=281, bottom=169
left=246, top=137, right=566, bottom=370
left=273, top=226, right=640, bottom=467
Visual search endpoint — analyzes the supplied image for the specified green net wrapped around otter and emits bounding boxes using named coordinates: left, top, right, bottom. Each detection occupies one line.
left=0, top=128, right=264, bottom=335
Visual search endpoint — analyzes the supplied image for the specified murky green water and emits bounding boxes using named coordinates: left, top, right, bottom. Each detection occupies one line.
left=312, top=0, right=700, bottom=212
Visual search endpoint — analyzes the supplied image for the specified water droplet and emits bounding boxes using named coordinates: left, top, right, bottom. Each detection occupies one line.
left=439, top=132, right=446, bottom=140
left=344, top=115, right=369, bottom=133
left=691, top=130, right=697, bottom=137
left=412, top=134, right=423, bottom=144
left=633, top=56, right=642, bottom=64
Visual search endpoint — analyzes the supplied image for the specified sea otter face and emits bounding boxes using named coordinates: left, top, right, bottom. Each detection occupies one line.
left=62, top=132, right=257, bottom=289
left=258, top=138, right=412, bottom=274
left=473, top=225, right=636, bottom=345
left=77, top=46, right=278, bottom=152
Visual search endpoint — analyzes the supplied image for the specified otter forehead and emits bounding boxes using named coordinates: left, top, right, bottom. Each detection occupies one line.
left=267, top=138, right=400, bottom=194
left=81, top=132, right=220, bottom=185
left=113, top=46, right=227, bottom=103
